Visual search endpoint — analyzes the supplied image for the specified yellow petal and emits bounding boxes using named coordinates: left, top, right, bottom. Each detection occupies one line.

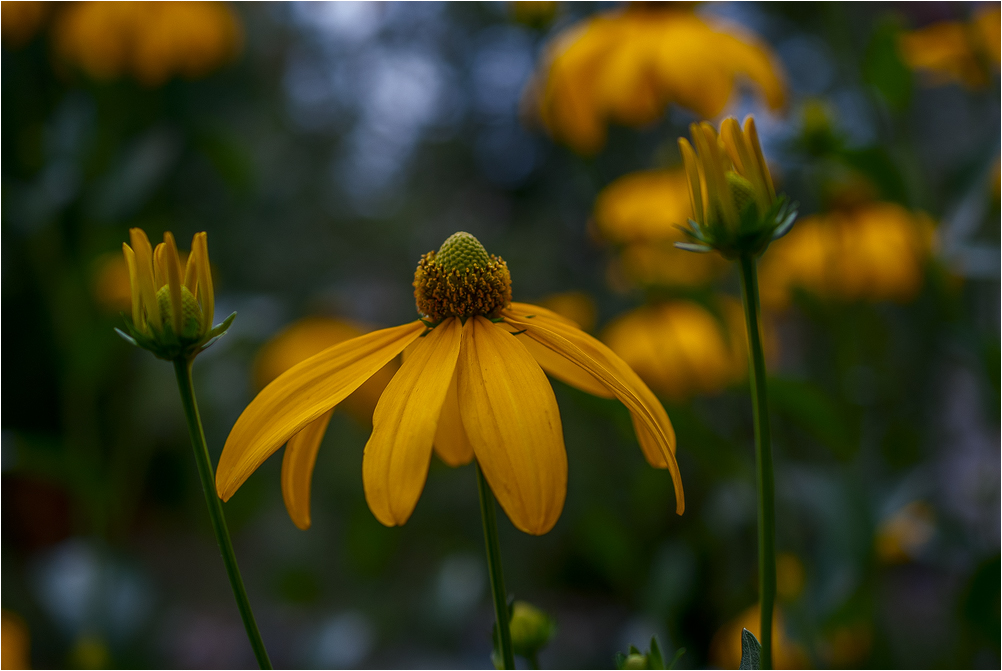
left=122, top=243, right=141, bottom=328
left=743, top=116, right=775, bottom=200
left=433, top=368, right=475, bottom=466
left=217, top=320, right=426, bottom=500
left=162, top=232, right=184, bottom=335
left=191, top=232, right=214, bottom=329
left=678, top=138, right=704, bottom=224
left=504, top=306, right=684, bottom=515
left=128, top=228, right=161, bottom=330
left=363, top=318, right=463, bottom=526
left=281, top=409, right=333, bottom=530
left=458, top=316, right=567, bottom=535
left=519, top=331, right=612, bottom=398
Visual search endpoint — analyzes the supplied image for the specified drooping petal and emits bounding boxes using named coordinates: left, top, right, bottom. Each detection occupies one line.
left=129, top=228, right=161, bottom=331
left=281, top=409, right=333, bottom=530
left=122, top=243, right=142, bottom=328
left=363, top=318, right=463, bottom=526
left=162, top=232, right=184, bottom=335
left=433, top=368, right=475, bottom=466
left=217, top=320, right=425, bottom=500
left=504, top=306, right=684, bottom=515
left=518, top=331, right=612, bottom=398
left=458, top=316, right=567, bottom=535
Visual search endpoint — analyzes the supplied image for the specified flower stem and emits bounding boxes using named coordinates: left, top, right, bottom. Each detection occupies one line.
left=476, top=462, right=515, bottom=670
left=738, top=254, right=776, bottom=670
left=172, top=358, right=273, bottom=670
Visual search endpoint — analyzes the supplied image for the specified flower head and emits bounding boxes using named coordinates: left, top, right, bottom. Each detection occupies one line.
left=216, top=232, right=682, bottom=535
left=757, top=202, right=936, bottom=310
left=531, top=6, right=785, bottom=154
left=677, top=117, right=797, bottom=258
left=117, top=228, right=234, bottom=360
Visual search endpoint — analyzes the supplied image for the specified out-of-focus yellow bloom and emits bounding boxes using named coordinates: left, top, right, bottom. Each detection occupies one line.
left=899, top=6, right=1001, bottom=88
left=601, top=299, right=749, bottom=403
left=758, top=203, right=936, bottom=310
left=532, top=6, right=785, bottom=155
left=776, top=552, right=805, bottom=601
left=710, top=604, right=808, bottom=670
left=217, top=232, right=682, bottom=535
left=875, top=500, right=935, bottom=564
left=1, top=610, right=29, bottom=670
left=821, top=623, right=873, bottom=668
left=537, top=291, right=597, bottom=332
left=595, top=169, right=727, bottom=288
left=1, top=0, right=48, bottom=48
left=53, top=1, right=241, bottom=87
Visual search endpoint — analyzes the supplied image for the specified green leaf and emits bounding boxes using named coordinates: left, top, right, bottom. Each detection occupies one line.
left=739, top=629, right=761, bottom=670
left=648, top=636, right=664, bottom=669
left=666, top=648, right=686, bottom=670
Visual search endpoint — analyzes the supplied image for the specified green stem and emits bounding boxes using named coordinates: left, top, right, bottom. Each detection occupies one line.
left=738, top=255, right=776, bottom=670
left=476, top=462, right=515, bottom=670
left=172, top=358, right=273, bottom=670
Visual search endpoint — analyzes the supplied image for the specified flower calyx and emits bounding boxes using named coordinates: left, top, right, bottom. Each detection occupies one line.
left=414, top=231, right=512, bottom=322
left=116, top=228, right=235, bottom=361
left=676, top=116, right=798, bottom=259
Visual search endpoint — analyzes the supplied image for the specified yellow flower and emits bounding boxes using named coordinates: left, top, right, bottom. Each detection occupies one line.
left=216, top=232, right=683, bottom=535
left=710, top=604, right=808, bottom=670
left=899, top=7, right=1001, bottom=88
left=594, top=169, right=727, bottom=288
left=601, top=298, right=749, bottom=402
left=1, top=610, right=29, bottom=671
left=53, top=1, right=242, bottom=86
left=254, top=317, right=398, bottom=427
left=677, top=117, right=796, bottom=258
left=1, top=0, right=48, bottom=48
left=875, top=501, right=935, bottom=564
left=119, top=228, right=232, bottom=360
left=758, top=202, right=936, bottom=310
left=532, top=6, right=785, bottom=154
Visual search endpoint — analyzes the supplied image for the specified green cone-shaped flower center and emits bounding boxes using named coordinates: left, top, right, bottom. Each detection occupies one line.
left=726, top=171, right=759, bottom=218
left=156, top=285, right=203, bottom=339
left=414, top=231, right=512, bottom=321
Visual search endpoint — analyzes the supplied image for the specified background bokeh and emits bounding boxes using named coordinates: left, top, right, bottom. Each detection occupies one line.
left=2, top=2, right=999, bottom=669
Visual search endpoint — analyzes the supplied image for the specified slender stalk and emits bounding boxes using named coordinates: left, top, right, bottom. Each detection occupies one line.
left=173, top=358, right=273, bottom=670
left=476, top=462, right=515, bottom=670
left=738, top=255, right=776, bottom=670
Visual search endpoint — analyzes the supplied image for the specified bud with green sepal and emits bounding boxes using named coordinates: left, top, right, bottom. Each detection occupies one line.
left=615, top=636, right=685, bottom=670
left=116, top=228, right=235, bottom=361
left=675, top=117, right=798, bottom=259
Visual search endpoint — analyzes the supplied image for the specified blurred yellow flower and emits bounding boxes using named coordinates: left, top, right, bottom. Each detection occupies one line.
left=53, top=1, right=242, bottom=87
left=899, top=6, right=1001, bottom=88
left=537, top=290, right=597, bottom=331
left=532, top=6, right=785, bottom=154
left=1, top=0, right=48, bottom=48
left=875, top=500, right=935, bottom=564
left=594, top=169, right=727, bottom=288
left=217, top=232, right=682, bottom=535
left=709, top=604, right=808, bottom=670
left=601, top=298, right=749, bottom=403
left=1, top=610, right=29, bottom=670
left=758, top=202, right=936, bottom=310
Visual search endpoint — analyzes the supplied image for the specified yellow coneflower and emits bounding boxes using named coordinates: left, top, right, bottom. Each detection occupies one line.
left=530, top=5, right=785, bottom=155
left=899, top=6, right=1001, bottom=89
left=216, top=232, right=683, bottom=536
left=757, top=202, right=936, bottom=310
left=118, top=228, right=232, bottom=360
left=594, top=169, right=727, bottom=288
left=53, top=1, right=242, bottom=87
